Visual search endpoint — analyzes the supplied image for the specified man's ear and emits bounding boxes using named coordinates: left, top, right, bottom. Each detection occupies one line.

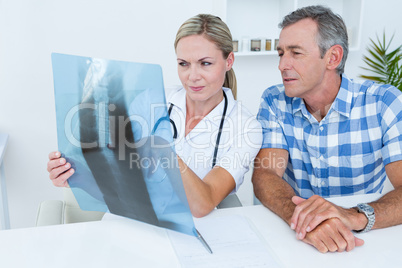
left=326, top=44, right=343, bottom=71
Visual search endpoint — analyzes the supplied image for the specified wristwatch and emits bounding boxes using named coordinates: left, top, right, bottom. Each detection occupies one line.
left=355, top=203, right=375, bottom=233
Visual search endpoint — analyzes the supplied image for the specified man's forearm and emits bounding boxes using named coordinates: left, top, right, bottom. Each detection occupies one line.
left=252, top=170, right=296, bottom=225
left=370, top=186, right=402, bottom=229
left=366, top=161, right=402, bottom=230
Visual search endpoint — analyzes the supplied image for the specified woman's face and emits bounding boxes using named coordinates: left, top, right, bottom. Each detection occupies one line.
left=176, top=34, right=234, bottom=104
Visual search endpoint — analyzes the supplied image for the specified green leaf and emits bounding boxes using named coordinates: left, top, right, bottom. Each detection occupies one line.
left=360, top=31, right=402, bottom=91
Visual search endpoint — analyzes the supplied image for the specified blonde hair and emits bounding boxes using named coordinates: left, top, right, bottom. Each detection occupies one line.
left=174, top=14, right=237, bottom=99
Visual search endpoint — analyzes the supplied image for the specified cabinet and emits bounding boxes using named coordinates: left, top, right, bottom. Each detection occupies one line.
left=218, top=0, right=365, bottom=56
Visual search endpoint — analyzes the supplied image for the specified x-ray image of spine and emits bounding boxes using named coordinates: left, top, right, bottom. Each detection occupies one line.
left=52, top=53, right=196, bottom=236
left=78, top=58, right=159, bottom=225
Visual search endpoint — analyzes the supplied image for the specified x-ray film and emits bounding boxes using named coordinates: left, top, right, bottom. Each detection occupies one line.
left=51, top=53, right=195, bottom=236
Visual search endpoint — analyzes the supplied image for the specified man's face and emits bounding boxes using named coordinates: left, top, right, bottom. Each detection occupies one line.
left=277, top=18, right=328, bottom=99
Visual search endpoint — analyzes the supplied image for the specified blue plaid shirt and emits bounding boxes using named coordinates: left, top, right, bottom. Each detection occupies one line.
left=257, top=75, right=402, bottom=198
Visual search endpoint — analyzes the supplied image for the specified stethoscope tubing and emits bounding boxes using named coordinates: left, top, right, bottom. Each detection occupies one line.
left=152, top=90, right=228, bottom=168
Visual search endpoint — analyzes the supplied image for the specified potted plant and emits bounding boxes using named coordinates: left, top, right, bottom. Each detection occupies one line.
left=360, top=32, right=402, bottom=91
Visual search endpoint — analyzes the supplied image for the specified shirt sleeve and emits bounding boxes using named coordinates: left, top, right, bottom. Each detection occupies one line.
left=215, top=109, right=263, bottom=193
left=257, top=87, right=289, bottom=150
left=380, top=86, right=402, bottom=165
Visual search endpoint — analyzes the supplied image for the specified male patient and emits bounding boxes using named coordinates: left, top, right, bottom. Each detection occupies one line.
left=253, top=5, right=402, bottom=253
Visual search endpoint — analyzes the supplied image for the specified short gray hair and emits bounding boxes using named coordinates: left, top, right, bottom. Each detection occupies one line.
left=279, top=5, right=348, bottom=74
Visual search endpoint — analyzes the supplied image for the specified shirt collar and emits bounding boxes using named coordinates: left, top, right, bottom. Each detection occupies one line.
left=169, top=86, right=187, bottom=113
left=291, top=97, right=303, bottom=114
left=205, top=87, right=235, bottom=126
left=291, top=96, right=314, bottom=122
left=331, top=74, right=353, bottom=118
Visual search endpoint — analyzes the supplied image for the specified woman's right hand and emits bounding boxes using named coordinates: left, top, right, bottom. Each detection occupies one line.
left=47, top=151, right=75, bottom=187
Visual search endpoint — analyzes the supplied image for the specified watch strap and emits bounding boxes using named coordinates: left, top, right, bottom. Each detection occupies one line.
left=356, top=203, right=375, bottom=233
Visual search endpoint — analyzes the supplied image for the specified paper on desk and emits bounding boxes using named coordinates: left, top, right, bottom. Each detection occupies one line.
left=168, top=215, right=282, bottom=268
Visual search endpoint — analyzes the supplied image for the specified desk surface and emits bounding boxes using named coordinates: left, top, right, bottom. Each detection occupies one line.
left=0, top=194, right=401, bottom=268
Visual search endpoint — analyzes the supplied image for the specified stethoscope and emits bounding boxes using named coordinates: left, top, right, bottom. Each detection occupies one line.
left=152, top=90, right=228, bottom=168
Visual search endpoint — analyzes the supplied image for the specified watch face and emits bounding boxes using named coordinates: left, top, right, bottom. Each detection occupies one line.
left=358, top=203, right=374, bottom=213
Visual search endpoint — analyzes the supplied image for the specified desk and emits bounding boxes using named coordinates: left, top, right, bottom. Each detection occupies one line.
left=0, top=133, right=10, bottom=230
left=0, top=194, right=400, bottom=267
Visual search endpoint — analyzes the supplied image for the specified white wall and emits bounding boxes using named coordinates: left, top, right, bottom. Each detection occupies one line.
left=1, top=0, right=401, bottom=228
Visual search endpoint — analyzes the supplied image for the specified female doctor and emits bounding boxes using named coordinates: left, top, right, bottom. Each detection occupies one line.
left=47, top=14, right=262, bottom=218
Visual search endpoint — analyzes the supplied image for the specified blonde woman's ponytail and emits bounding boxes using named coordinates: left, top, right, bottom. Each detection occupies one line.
left=224, top=68, right=237, bottom=100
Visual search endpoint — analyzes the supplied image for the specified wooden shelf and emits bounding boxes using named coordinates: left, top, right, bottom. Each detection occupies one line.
left=224, top=0, right=364, bottom=54
left=234, top=51, right=278, bottom=56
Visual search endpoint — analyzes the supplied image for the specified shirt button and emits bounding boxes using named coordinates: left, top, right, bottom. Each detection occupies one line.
left=319, top=126, right=324, bottom=131
left=321, top=181, right=326, bottom=186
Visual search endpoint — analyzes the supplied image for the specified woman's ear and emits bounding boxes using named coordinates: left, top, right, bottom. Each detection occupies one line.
left=226, top=52, right=235, bottom=71
left=326, top=44, right=343, bottom=71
